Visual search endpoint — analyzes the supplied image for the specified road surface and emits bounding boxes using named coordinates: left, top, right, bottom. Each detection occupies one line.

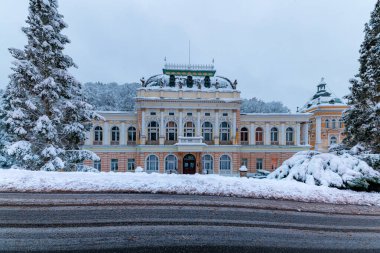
left=0, top=193, right=380, bottom=252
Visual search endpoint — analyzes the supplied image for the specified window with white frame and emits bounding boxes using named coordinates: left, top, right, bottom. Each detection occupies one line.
left=270, top=127, right=278, bottom=143
left=166, top=121, right=177, bottom=141
left=286, top=127, right=294, bottom=144
left=165, top=155, right=178, bottom=173
left=202, top=122, right=213, bottom=141
left=219, top=155, right=231, bottom=174
left=255, top=127, right=263, bottom=144
left=330, top=136, right=337, bottom=145
left=94, top=126, right=103, bottom=143
left=111, top=126, right=120, bottom=144
left=146, top=155, right=159, bottom=172
left=240, top=127, right=248, bottom=143
left=256, top=158, right=263, bottom=171
left=148, top=121, right=159, bottom=141
left=128, top=126, right=136, bottom=142
left=325, top=119, right=330, bottom=128
left=127, top=158, right=135, bottom=171
left=219, top=122, right=230, bottom=141
left=111, top=159, right=118, bottom=172
left=94, top=160, right=101, bottom=171
left=202, top=155, right=213, bottom=174
left=184, top=122, right=195, bottom=137
left=332, top=119, right=336, bottom=129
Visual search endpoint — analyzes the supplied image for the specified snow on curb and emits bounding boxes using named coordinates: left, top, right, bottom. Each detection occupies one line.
left=1, top=169, right=380, bottom=206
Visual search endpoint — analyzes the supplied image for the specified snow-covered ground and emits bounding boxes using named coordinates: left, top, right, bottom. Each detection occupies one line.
left=1, top=169, right=379, bottom=206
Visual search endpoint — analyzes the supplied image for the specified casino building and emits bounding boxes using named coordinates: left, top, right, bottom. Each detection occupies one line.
left=83, top=64, right=347, bottom=175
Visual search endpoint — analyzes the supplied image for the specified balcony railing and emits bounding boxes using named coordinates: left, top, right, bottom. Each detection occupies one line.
left=271, top=141, right=279, bottom=145
left=219, top=140, right=233, bottom=145
left=241, top=141, right=249, bottom=145
left=255, top=141, right=264, bottom=145
left=204, top=140, right=214, bottom=145
left=127, top=141, right=136, bottom=146
left=165, top=140, right=177, bottom=145
left=176, top=136, right=204, bottom=145
left=286, top=141, right=295, bottom=146
left=93, top=141, right=102, bottom=145
left=146, top=140, right=159, bottom=145
left=110, top=141, right=119, bottom=145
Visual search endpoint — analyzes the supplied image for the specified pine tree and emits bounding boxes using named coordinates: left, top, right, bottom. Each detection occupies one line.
left=3, top=0, right=100, bottom=171
left=343, top=1, right=380, bottom=153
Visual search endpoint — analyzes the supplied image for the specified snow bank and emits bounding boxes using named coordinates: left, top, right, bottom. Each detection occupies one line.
left=0, top=169, right=379, bottom=206
left=268, top=151, right=380, bottom=190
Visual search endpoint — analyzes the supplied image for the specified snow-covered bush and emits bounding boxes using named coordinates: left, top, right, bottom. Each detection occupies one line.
left=135, top=166, right=144, bottom=173
left=268, top=151, right=380, bottom=191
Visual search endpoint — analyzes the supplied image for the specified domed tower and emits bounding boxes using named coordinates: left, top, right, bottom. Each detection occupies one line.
left=300, top=78, right=348, bottom=152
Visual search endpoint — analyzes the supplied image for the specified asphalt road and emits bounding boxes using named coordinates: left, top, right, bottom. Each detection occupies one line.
left=0, top=193, right=380, bottom=253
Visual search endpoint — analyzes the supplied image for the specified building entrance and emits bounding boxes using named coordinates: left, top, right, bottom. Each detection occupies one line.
left=183, top=154, right=196, bottom=174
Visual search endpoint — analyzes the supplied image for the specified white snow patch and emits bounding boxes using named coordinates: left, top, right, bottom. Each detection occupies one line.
left=0, top=169, right=379, bottom=206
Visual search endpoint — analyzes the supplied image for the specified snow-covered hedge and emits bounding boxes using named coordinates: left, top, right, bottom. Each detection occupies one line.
left=268, top=151, right=380, bottom=191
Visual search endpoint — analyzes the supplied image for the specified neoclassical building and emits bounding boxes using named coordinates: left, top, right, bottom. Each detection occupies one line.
left=83, top=65, right=346, bottom=175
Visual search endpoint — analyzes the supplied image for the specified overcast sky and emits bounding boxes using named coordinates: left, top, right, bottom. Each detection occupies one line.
left=0, top=0, right=377, bottom=111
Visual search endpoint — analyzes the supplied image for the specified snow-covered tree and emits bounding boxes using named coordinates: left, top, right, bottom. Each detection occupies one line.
left=0, top=89, right=11, bottom=168
left=343, top=1, right=380, bottom=153
left=241, top=97, right=290, bottom=113
left=3, top=0, right=100, bottom=171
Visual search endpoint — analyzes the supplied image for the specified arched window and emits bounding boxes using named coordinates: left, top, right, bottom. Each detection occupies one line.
left=202, top=155, right=213, bottom=174
left=184, top=122, right=195, bottom=137
left=255, top=127, right=263, bottom=145
left=240, top=127, right=248, bottom=144
left=270, top=127, right=278, bottom=144
left=166, top=121, right=177, bottom=142
left=111, top=126, right=120, bottom=145
left=94, top=126, right=103, bottom=145
left=219, top=155, right=231, bottom=174
left=325, top=119, right=330, bottom=128
left=165, top=155, right=178, bottom=173
left=339, top=119, right=344, bottom=128
left=128, top=126, right=136, bottom=142
left=202, top=122, right=213, bottom=142
left=330, top=136, right=337, bottom=145
left=146, top=155, right=159, bottom=172
left=219, top=122, right=230, bottom=142
left=148, top=121, right=159, bottom=142
left=286, top=127, right=294, bottom=145
left=332, top=119, right=336, bottom=129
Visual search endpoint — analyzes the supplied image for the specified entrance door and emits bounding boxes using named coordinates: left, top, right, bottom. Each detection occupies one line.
left=183, top=154, right=196, bottom=174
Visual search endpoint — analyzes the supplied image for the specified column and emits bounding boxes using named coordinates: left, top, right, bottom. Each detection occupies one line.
left=303, top=123, right=309, bottom=145
left=120, top=122, right=126, bottom=145
left=280, top=123, right=286, bottom=145
left=159, top=110, right=165, bottom=145
left=197, top=110, right=201, bottom=137
left=296, top=122, right=301, bottom=146
left=265, top=123, right=270, bottom=145
left=232, top=111, right=237, bottom=144
left=315, top=117, right=321, bottom=151
left=141, top=110, right=146, bottom=144
left=214, top=111, right=219, bottom=145
left=179, top=110, right=183, bottom=137
left=249, top=123, right=255, bottom=145
left=103, top=121, right=109, bottom=145
left=85, top=130, right=91, bottom=145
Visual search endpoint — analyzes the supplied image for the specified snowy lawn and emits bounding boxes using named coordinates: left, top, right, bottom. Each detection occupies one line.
left=0, top=169, right=379, bottom=206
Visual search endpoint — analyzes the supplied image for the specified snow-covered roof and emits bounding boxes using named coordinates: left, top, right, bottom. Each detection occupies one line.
left=300, top=78, right=346, bottom=112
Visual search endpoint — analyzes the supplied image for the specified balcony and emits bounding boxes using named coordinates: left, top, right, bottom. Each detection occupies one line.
left=255, top=141, right=264, bottom=145
left=93, top=141, right=103, bottom=145
left=271, top=141, right=279, bottom=145
left=219, top=140, right=233, bottom=145
left=174, top=136, right=207, bottom=152
left=204, top=140, right=214, bottom=145
left=146, top=140, right=159, bottom=145
left=110, top=141, right=119, bottom=145
left=165, top=140, right=177, bottom=145
left=127, top=141, right=136, bottom=146
left=286, top=141, right=295, bottom=146
left=240, top=141, right=249, bottom=145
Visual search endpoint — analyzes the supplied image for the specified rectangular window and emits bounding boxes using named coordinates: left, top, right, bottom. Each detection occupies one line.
left=111, top=159, right=118, bottom=172
left=94, top=160, right=101, bottom=171
left=150, top=112, right=156, bottom=116
left=169, top=112, right=174, bottom=116
left=256, top=158, right=263, bottom=171
left=187, top=112, right=192, bottom=116
left=241, top=158, right=248, bottom=167
left=205, top=113, right=210, bottom=116
left=127, top=159, right=135, bottom=171
left=223, top=113, right=228, bottom=116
